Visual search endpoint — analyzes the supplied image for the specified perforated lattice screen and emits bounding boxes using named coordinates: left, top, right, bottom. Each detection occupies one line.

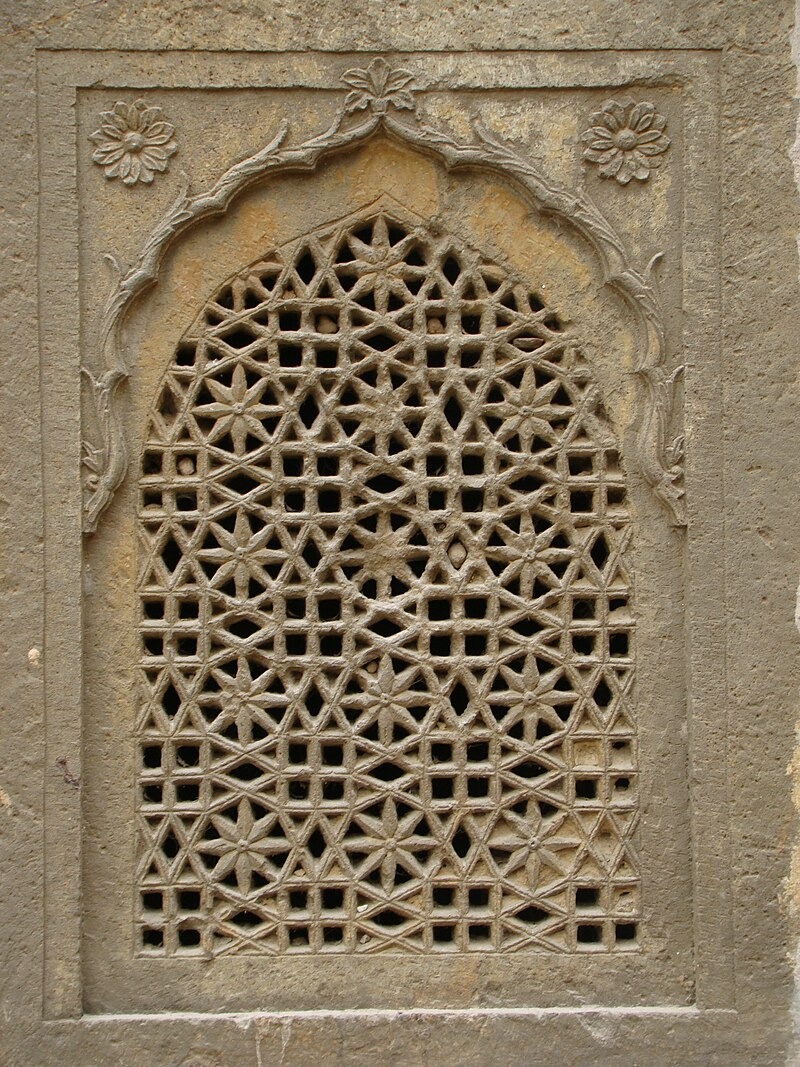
left=135, top=209, right=640, bottom=956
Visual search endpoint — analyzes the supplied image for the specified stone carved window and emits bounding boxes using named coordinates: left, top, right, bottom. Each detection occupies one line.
left=136, top=208, right=640, bottom=958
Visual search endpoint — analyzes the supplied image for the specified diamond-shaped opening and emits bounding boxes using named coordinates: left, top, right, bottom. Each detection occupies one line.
left=304, top=683, right=324, bottom=716
left=365, top=473, right=404, bottom=494
left=298, top=394, right=320, bottom=429
left=371, top=908, right=407, bottom=927
left=361, top=329, right=401, bottom=352
left=295, top=249, right=319, bottom=286
left=225, top=617, right=261, bottom=640
left=229, top=762, right=263, bottom=782
left=306, top=828, right=327, bottom=857
left=593, top=676, right=613, bottom=708
left=443, top=394, right=464, bottom=430
left=301, top=539, right=322, bottom=569
left=589, top=534, right=610, bottom=570
left=441, top=255, right=462, bottom=285
left=451, top=826, right=471, bottom=858
left=219, top=471, right=260, bottom=496
left=161, top=536, right=182, bottom=573
left=229, top=910, right=263, bottom=928
left=368, top=762, right=405, bottom=782
left=448, top=682, right=469, bottom=714
left=515, top=904, right=549, bottom=924
left=220, top=323, right=260, bottom=350
left=512, top=759, right=548, bottom=780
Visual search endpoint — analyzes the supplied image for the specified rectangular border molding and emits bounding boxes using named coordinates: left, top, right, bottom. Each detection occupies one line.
left=37, top=46, right=727, bottom=1021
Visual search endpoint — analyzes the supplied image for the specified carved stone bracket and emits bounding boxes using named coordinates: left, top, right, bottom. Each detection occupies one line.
left=82, top=58, right=685, bottom=534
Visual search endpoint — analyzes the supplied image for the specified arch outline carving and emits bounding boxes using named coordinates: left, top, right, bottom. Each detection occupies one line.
left=82, top=57, right=685, bottom=534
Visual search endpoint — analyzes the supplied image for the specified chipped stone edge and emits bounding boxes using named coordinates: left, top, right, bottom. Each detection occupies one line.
left=788, top=6, right=800, bottom=1060
left=81, top=70, right=686, bottom=535
left=790, top=572, right=800, bottom=1060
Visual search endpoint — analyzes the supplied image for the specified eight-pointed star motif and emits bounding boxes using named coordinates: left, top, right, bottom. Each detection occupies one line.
left=343, top=215, right=426, bottom=314
left=197, top=800, right=284, bottom=893
left=341, top=655, right=428, bottom=744
left=485, top=511, right=567, bottom=598
left=341, top=512, right=423, bottom=591
left=196, top=510, right=275, bottom=600
left=204, top=656, right=287, bottom=746
left=345, top=797, right=438, bottom=893
left=487, top=655, right=574, bottom=751
left=193, top=364, right=274, bottom=454
left=494, top=365, right=574, bottom=453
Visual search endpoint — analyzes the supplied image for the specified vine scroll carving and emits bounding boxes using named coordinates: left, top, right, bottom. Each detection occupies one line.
left=82, top=59, right=685, bottom=534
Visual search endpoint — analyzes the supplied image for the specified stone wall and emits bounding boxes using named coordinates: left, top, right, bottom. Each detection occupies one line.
left=1, top=2, right=798, bottom=1063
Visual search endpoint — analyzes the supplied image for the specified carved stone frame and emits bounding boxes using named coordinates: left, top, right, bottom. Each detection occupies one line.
left=37, top=47, right=731, bottom=1036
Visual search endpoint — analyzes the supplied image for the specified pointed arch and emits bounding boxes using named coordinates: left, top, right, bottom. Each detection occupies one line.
left=83, top=105, right=683, bottom=535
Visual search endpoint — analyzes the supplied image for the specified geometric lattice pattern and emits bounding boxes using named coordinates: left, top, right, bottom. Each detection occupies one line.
left=136, top=206, right=640, bottom=956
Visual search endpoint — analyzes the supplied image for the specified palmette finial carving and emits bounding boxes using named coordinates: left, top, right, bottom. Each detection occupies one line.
left=81, top=62, right=685, bottom=534
left=581, top=98, right=670, bottom=185
left=90, top=99, right=178, bottom=185
left=341, top=57, right=416, bottom=115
